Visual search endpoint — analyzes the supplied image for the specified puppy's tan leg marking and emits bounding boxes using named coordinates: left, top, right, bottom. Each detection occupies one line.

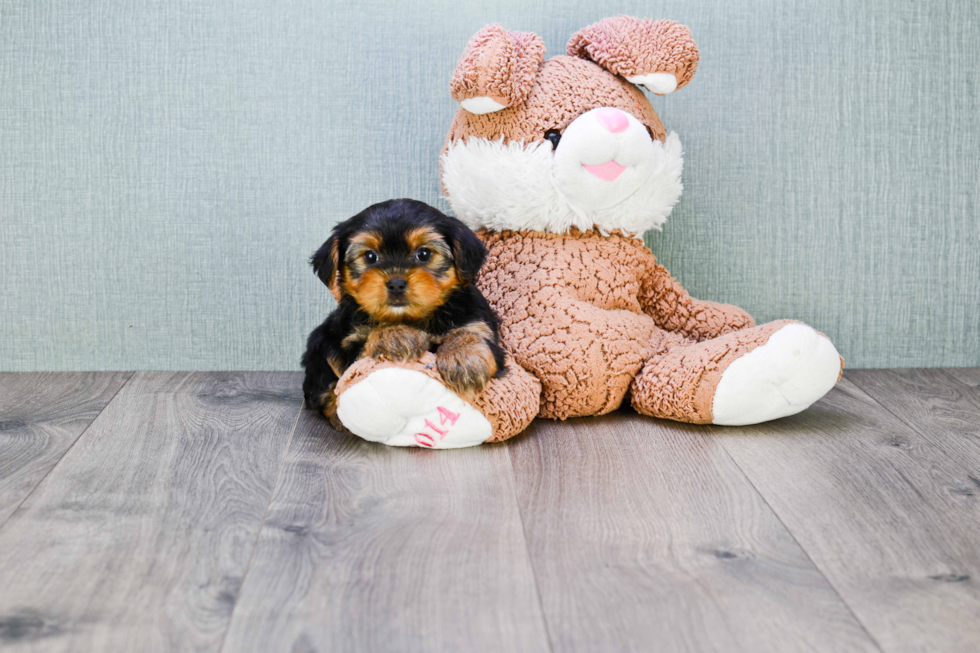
left=317, top=383, right=351, bottom=433
left=363, top=325, right=431, bottom=363
left=436, top=322, right=498, bottom=399
left=340, top=324, right=374, bottom=351
left=327, top=355, right=346, bottom=379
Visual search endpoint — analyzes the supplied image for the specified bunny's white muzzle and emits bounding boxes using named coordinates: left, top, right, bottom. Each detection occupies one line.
left=442, top=106, right=684, bottom=236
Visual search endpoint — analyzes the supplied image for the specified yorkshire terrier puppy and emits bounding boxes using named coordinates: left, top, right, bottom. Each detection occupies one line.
left=302, top=198, right=506, bottom=426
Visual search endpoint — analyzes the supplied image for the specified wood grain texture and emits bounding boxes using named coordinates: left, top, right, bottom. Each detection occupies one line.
left=0, top=372, right=132, bottom=527
left=848, top=369, right=980, bottom=470
left=714, top=378, right=980, bottom=653
left=943, top=367, right=980, bottom=390
left=509, top=411, right=878, bottom=653
left=0, top=372, right=302, bottom=652
left=222, top=410, right=550, bottom=653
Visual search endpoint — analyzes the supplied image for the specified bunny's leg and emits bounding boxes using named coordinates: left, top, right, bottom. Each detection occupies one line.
left=631, top=321, right=842, bottom=425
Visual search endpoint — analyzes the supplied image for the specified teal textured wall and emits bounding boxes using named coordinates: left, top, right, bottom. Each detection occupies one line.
left=1, top=0, right=978, bottom=371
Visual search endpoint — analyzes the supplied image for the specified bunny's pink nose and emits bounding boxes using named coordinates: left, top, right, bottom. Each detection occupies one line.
left=595, top=108, right=629, bottom=133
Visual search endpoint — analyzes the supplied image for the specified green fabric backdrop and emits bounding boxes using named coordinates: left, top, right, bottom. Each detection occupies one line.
left=1, top=0, right=977, bottom=370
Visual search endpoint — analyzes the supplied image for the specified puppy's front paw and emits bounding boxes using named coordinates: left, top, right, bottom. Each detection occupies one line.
left=363, top=325, right=430, bottom=363
left=436, top=337, right=497, bottom=399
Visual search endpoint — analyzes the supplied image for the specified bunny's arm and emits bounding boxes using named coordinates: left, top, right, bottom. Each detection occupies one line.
left=638, top=259, right=755, bottom=342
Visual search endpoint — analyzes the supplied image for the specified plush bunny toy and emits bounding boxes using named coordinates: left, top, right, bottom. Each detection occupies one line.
left=332, top=17, right=843, bottom=448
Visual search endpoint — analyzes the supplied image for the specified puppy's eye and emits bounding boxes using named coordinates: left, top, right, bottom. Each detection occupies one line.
left=415, top=247, right=432, bottom=263
left=363, top=251, right=378, bottom=265
left=544, top=129, right=562, bottom=150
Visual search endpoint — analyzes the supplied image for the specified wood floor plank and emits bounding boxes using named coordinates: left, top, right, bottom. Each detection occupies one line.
left=0, top=372, right=303, bottom=652
left=221, top=410, right=550, bottom=653
left=848, top=369, right=980, bottom=470
left=943, top=367, right=980, bottom=390
left=509, top=411, right=878, bottom=653
left=0, top=372, right=132, bottom=527
left=713, top=376, right=980, bottom=653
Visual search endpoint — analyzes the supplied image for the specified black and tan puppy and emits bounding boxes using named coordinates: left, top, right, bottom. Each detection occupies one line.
left=302, top=198, right=506, bottom=425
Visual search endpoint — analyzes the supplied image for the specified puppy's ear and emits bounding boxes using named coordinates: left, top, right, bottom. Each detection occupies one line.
left=567, top=18, right=699, bottom=95
left=311, top=235, right=342, bottom=302
left=450, top=24, right=545, bottom=115
left=449, top=225, right=487, bottom=284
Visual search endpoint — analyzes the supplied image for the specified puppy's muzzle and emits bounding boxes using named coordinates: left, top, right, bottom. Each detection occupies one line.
left=386, top=276, right=408, bottom=304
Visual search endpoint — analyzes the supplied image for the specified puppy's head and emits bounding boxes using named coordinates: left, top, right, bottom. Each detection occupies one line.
left=311, top=199, right=486, bottom=322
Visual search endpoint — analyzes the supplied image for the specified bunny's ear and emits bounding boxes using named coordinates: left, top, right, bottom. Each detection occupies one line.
left=450, top=24, right=546, bottom=115
left=567, top=18, right=699, bottom=95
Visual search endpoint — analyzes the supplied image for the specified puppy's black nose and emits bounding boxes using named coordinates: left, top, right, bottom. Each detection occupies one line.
left=386, top=277, right=408, bottom=295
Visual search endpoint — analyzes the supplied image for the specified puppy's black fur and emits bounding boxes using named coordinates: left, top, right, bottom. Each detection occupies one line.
left=302, top=199, right=506, bottom=418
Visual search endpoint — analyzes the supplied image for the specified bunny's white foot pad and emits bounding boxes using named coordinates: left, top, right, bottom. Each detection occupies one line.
left=336, top=368, right=492, bottom=448
left=712, top=323, right=842, bottom=426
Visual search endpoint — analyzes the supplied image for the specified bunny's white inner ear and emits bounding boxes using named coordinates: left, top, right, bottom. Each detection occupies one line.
left=627, top=72, right=678, bottom=95
left=460, top=96, right=508, bottom=115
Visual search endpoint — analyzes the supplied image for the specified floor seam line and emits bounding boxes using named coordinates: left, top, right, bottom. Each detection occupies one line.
left=709, top=425, right=886, bottom=653
left=504, top=444, right=556, bottom=653
left=215, top=391, right=304, bottom=653
left=844, top=373, right=978, bottom=468
left=845, top=372, right=935, bottom=440
left=0, top=370, right=136, bottom=535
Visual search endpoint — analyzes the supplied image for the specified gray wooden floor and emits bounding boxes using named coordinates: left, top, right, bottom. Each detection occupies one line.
left=0, top=369, right=978, bottom=652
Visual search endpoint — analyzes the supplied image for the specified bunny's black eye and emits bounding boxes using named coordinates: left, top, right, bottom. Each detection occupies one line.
left=363, top=251, right=378, bottom=264
left=544, top=129, right=562, bottom=150
left=416, top=247, right=432, bottom=263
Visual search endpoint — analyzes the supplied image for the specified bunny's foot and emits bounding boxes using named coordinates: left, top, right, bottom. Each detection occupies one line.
left=334, top=353, right=540, bottom=448
left=631, top=321, right=842, bottom=425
